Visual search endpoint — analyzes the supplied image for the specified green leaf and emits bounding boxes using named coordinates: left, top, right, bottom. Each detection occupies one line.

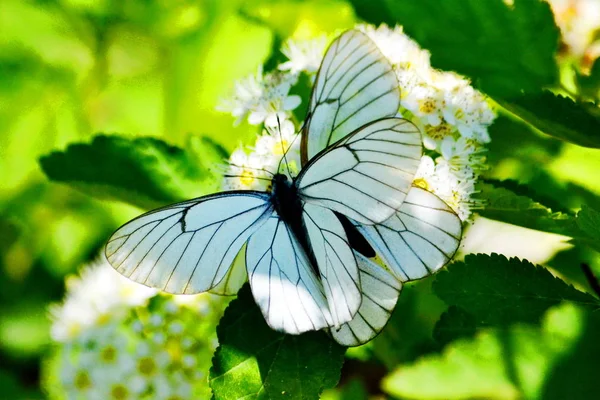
left=371, top=282, right=445, bottom=369
left=576, top=205, right=600, bottom=241
left=433, top=306, right=476, bottom=346
left=575, top=205, right=600, bottom=252
left=486, top=114, right=562, bottom=169
left=477, top=181, right=583, bottom=237
left=499, top=91, right=600, bottom=148
left=382, top=303, right=593, bottom=399
left=577, top=58, right=600, bottom=99
left=540, top=304, right=600, bottom=399
left=350, top=0, right=559, bottom=96
left=432, top=254, right=599, bottom=327
left=209, top=284, right=345, bottom=400
left=39, top=134, right=226, bottom=209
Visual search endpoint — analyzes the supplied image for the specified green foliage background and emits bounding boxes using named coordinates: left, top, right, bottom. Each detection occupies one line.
left=1, top=0, right=600, bottom=399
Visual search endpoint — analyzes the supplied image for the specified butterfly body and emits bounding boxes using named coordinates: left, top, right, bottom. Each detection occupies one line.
left=270, top=172, right=317, bottom=268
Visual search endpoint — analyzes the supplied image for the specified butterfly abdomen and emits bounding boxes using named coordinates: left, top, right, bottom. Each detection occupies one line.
left=271, top=174, right=318, bottom=270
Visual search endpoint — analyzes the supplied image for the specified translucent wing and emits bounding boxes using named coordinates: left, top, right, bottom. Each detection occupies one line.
left=331, top=253, right=401, bottom=346
left=302, top=29, right=400, bottom=163
left=105, top=192, right=272, bottom=294
left=209, top=245, right=248, bottom=296
left=296, top=118, right=422, bottom=225
left=356, top=187, right=462, bottom=281
left=302, top=203, right=361, bottom=328
left=246, top=214, right=334, bottom=334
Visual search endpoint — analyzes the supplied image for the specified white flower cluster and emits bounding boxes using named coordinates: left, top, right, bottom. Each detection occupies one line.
left=548, top=0, right=600, bottom=70
left=45, top=259, right=226, bottom=400
left=222, top=119, right=302, bottom=191
left=217, top=67, right=301, bottom=126
left=219, top=24, right=496, bottom=221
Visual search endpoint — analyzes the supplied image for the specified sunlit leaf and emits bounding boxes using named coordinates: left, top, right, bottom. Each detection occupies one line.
left=477, top=181, right=582, bottom=237
left=499, top=91, right=600, bottom=148
left=433, top=254, right=600, bottom=327
left=350, top=0, right=559, bottom=96
left=39, top=134, right=226, bottom=209
left=383, top=303, right=593, bottom=399
left=210, top=284, right=345, bottom=400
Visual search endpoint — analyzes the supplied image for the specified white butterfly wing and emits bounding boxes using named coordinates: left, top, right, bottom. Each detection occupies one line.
left=297, top=118, right=422, bottom=225
left=246, top=214, right=334, bottom=334
left=105, top=192, right=272, bottom=294
left=302, top=203, right=361, bottom=328
left=302, top=29, right=400, bottom=163
left=209, top=245, right=248, bottom=296
left=331, top=253, right=402, bottom=346
left=356, top=187, right=462, bottom=281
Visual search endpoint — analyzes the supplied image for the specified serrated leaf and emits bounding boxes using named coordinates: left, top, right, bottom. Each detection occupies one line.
left=499, top=91, right=600, bottom=148
left=209, top=284, right=345, bottom=400
left=39, top=134, right=226, bottom=209
left=477, top=181, right=583, bottom=238
left=482, top=179, right=571, bottom=215
left=350, top=0, right=559, bottom=96
left=432, top=306, right=476, bottom=346
left=575, top=205, right=600, bottom=252
left=383, top=303, right=593, bottom=399
left=576, top=205, right=600, bottom=241
left=432, top=254, right=599, bottom=327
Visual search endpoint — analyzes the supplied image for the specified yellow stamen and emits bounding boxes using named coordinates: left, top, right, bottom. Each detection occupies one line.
left=240, top=169, right=255, bottom=186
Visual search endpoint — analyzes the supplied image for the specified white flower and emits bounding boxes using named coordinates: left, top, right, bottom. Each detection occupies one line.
left=222, top=147, right=272, bottom=191
left=548, top=0, right=600, bottom=63
left=218, top=68, right=301, bottom=126
left=413, top=155, right=479, bottom=221
left=358, top=24, right=431, bottom=74
left=440, top=78, right=494, bottom=143
left=279, top=35, right=328, bottom=74
left=256, top=119, right=301, bottom=177
left=223, top=118, right=301, bottom=191
left=440, top=136, right=487, bottom=172
left=50, top=258, right=156, bottom=342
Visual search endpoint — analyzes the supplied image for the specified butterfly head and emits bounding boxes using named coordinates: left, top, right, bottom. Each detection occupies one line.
left=271, top=173, right=292, bottom=193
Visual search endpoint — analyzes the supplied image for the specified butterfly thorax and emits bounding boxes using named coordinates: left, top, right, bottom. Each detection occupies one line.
left=271, top=173, right=317, bottom=266
left=271, top=173, right=303, bottom=231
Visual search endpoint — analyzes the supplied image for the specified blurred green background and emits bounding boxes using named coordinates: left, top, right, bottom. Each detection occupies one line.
left=2, top=0, right=600, bottom=399
left=0, top=1, right=357, bottom=397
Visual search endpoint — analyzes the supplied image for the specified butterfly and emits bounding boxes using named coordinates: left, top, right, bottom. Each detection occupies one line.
left=105, top=30, right=462, bottom=346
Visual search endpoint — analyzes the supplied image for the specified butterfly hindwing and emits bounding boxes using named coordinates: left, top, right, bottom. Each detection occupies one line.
left=302, top=30, right=401, bottom=163
left=246, top=214, right=334, bottom=334
left=331, top=252, right=402, bottom=346
left=356, top=187, right=462, bottom=281
left=302, top=203, right=361, bottom=328
left=297, top=117, right=422, bottom=225
left=105, top=192, right=272, bottom=294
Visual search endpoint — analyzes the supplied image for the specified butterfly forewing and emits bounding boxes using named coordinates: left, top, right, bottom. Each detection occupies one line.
left=302, top=29, right=400, bottom=164
left=246, top=214, right=334, bottom=334
left=355, top=187, right=462, bottom=282
left=297, top=118, right=422, bottom=225
left=105, top=192, right=272, bottom=294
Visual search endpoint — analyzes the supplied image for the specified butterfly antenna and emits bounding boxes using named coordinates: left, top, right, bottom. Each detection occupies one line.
left=275, top=116, right=295, bottom=178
